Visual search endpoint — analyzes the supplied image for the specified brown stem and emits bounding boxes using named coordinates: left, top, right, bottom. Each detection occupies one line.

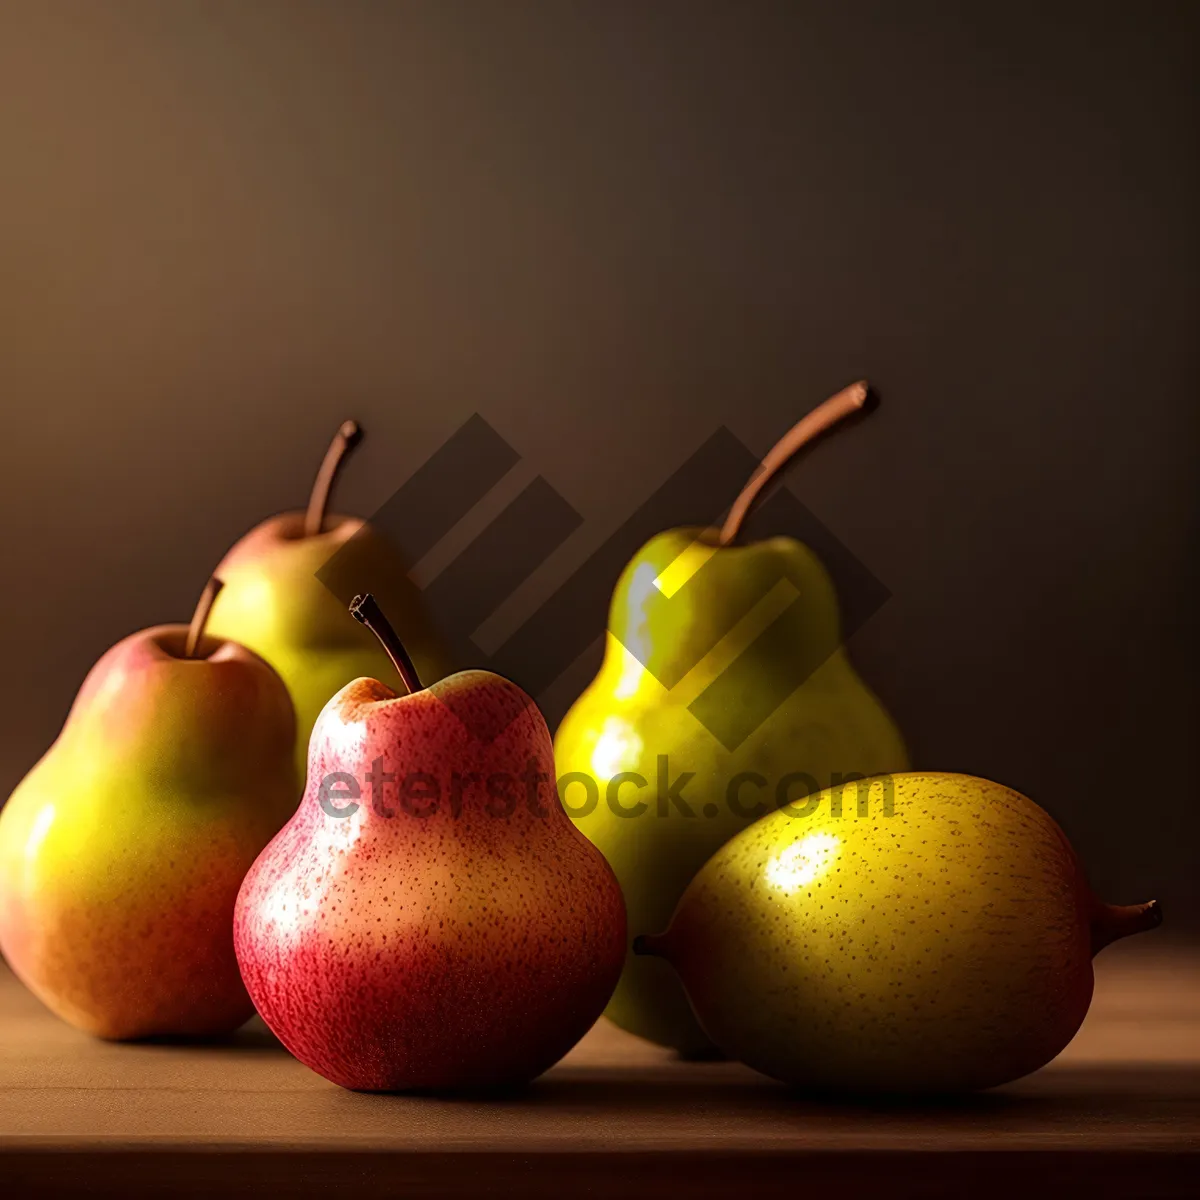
left=185, top=577, right=224, bottom=658
left=304, top=420, right=363, bottom=537
left=719, top=380, right=872, bottom=546
left=1091, top=899, right=1163, bottom=956
left=349, top=593, right=423, bottom=695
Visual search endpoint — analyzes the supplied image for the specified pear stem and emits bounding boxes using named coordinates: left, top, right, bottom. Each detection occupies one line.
left=632, top=933, right=668, bottom=958
left=718, top=380, right=872, bottom=546
left=1091, top=900, right=1163, bottom=956
left=304, top=420, right=363, bottom=537
left=184, top=577, right=224, bottom=658
left=349, top=593, right=423, bottom=695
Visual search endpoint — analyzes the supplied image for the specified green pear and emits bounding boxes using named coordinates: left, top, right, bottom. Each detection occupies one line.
left=206, top=420, right=456, bottom=780
left=555, top=383, right=908, bottom=1054
left=636, top=772, right=1162, bottom=1093
left=0, top=579, right=298, bottom=1039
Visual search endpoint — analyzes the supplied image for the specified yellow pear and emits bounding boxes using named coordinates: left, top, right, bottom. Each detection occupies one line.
left=0, top=579, right=298, bottom=1038
left=206, top=420, right=456, bottom=781
left=637, top=772, right=1161, bottom=1092
left=555, top=383, right=908, bottom=1054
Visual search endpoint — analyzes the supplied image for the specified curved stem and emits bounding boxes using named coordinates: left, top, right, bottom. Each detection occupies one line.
left=349, top=593, right=423, bottom=695
left=719, top=380, right=871, bottom=546
left=1091, top=899, right=1162, bottom=956
left=304, top=420, right=363, bottom=537
left=185, top=577, right=224, bottom=658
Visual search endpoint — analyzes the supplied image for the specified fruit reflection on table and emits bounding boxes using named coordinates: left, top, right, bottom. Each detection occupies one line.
left=0, top=393, right=1161, bottom=1096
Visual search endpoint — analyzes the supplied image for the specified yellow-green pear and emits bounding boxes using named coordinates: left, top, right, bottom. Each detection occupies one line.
left=0, top=579, right=298, bottom=1039
left=636, top=772, right=1162, bottom=1093
left=206, top=420, right=456, bottom=780
left=555, top=383, right=908, bottom=1055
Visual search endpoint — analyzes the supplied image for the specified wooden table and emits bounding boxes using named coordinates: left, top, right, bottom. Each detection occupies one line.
left=1, top=941, right=1196, bottom=1197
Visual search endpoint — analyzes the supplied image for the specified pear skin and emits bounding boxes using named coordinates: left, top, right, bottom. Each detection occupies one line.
left=207, top=511, right=454, bottom=781
left=554, top=384, right=908, bottom=1054
left=234, top=596, right=626, bottom=1091
left=0, top=584, right=298, bottom=1039
left=637, top=772, right=1162, bottom=1093
left=206, top=422, right=456, bottom=780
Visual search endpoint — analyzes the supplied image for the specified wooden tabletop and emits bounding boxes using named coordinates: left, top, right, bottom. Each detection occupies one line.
left=0, top=941, right=1197, bottom=1197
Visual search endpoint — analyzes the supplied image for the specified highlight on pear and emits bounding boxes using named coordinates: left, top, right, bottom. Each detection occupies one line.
left=635, top=772, right=1161, bottom=1094
left=232, top=594, right=627, bottom=1091
left=554, top=381, right=909, bottom=1055
left=0, top=576, right=298, bottom=1040
left=0, top=384, right=1163, bottom=1103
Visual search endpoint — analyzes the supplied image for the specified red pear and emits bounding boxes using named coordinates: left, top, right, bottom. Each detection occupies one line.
left=233, top=595, right=626, bottom=1091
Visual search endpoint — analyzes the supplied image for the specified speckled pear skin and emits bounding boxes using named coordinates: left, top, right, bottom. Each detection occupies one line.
left=554, top=527, right=908, bottom=1054
left=645, top=773, right=1135, bottom=1094
left=234, top=670, right=627, bottom=1092
left=207, top=512, right=458, bottom=782
left=0, top=627, right=298, bottom=1040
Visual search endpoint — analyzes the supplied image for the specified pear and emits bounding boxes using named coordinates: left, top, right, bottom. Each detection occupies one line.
left=206, top=420, right=456, bottom=781
left=554, top=382, right=908, bottom=1054
left=636, top=772, right=1162, bottom=1093
left=0, top=579, right=298, bottom=1039
left=234, top=594, right=626, bottom=1091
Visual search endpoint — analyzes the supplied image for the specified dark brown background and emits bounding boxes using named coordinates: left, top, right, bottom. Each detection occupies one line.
left=0, top=2, right=1196, bottom=924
